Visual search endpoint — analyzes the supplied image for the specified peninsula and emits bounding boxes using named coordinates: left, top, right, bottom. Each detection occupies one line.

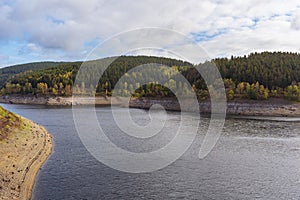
left=0, top=106, right=52, bottom=200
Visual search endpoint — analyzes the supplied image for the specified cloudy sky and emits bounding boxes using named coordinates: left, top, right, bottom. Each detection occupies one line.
left=0, top=0, right=300, bottom=67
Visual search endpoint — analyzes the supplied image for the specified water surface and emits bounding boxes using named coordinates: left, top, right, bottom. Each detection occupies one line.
left=1, top=104, right=300, bottom=199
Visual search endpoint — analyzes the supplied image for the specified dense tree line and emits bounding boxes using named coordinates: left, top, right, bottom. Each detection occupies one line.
left=1, top=52, right=300, bottom=101
left=0, top=61, right=66, bottom=88
left=214, top=52, right=300, bottom=88
left=0, top=56, right=191, bottom=97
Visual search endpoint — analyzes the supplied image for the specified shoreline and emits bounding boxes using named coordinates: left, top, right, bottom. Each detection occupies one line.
left=0, top=106, right=53, bottom=200
left=1, top=95, right=300, bottom=117
left=0, top=95, right=114, bottom=106
left=129, top=97, right=300, bottom=117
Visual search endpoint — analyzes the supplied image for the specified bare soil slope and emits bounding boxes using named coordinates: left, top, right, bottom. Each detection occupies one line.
left=0, top=106, right=52, bottom=200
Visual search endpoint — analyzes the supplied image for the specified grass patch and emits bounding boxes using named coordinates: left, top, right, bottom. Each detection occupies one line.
left=0, top=106, right=24, bottom=140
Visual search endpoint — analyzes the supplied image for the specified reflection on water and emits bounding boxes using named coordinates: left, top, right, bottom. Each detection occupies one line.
left=1, top=104, right=300, bottom=199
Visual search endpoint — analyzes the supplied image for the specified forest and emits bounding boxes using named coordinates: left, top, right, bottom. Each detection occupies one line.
left=0, top=61, right=67, bottom=88
left=1, top=52, right=300, bottom=101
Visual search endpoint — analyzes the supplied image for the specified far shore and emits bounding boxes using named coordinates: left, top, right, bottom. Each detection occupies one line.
left=0, top=106, right=53, bottom=200
left=1, top=95, right=300, bottom=117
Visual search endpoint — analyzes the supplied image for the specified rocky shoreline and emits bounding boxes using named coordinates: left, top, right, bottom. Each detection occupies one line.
left=1, top=95, right=300, bottom=117
left=0, top=106, right=53, bottom=200
left=129, top=98, right=300, bottom=117
left=0, top=95, right=114, bottom=106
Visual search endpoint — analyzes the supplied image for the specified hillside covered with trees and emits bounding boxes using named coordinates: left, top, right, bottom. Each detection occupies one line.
left=0, top=62, right=67, bottom=88
left=1, top=52, right=300, bottom=101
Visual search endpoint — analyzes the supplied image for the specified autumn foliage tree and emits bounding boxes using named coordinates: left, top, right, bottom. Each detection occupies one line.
left=1, top=53, right=300, bottom=101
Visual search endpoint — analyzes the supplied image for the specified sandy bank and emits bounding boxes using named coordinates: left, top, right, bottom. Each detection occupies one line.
left=0, top=106, right=53, bottom=200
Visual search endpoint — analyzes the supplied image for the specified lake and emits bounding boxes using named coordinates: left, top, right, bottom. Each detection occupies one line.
left=1, top=104, right=300, bottom=199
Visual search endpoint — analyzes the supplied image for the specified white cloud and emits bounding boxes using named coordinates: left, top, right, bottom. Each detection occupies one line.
left=0, top=0, right=300, bottom=66
left=291, top=12, right=300, bottom=30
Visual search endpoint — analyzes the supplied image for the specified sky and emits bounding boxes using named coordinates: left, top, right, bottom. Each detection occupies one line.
left=0, top=0, right=300, bottom=67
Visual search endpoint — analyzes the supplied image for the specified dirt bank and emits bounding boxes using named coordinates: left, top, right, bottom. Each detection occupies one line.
left=0, top=95, right=115, bottom=106
left=129, top=98, right=300, bottom=117
left=0, top=106, right=53, bottom=200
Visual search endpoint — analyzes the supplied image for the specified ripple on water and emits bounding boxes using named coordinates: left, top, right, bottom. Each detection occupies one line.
left=1, top=104, right=300, bottom=199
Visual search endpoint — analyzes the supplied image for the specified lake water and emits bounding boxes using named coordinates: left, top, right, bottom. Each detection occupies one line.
left=1, top=103, right=300, bottom=199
